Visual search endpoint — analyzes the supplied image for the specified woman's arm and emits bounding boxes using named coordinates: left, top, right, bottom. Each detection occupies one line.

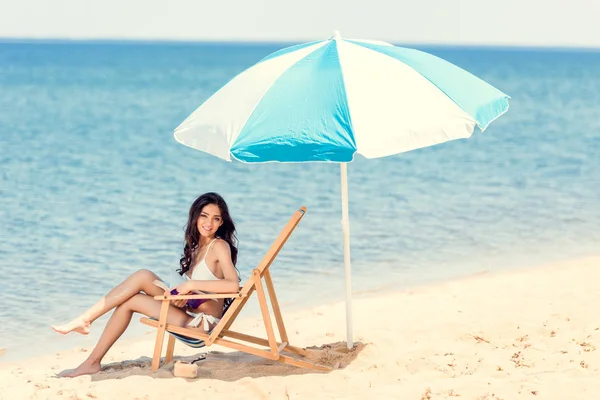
left=173, top=241, right=240, bottom=294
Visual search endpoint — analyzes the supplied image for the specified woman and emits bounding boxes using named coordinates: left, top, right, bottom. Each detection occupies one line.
left=51, top=192, right=240, bottom=377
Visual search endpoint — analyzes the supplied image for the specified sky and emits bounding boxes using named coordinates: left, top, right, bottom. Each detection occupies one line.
left=0, top=0, right=599, bottom=48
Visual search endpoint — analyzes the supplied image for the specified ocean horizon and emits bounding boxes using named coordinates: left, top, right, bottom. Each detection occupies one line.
left=4, top=36, right=600, bottom=51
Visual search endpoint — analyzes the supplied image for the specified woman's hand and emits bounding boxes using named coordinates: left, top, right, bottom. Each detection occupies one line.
left=169, top=281, right=193, bottom=308
left=171, top=298, right=187, bottom=308
left=171, top=281, right=193, bottom=295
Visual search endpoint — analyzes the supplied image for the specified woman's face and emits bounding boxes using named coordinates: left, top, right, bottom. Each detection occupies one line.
left=197, top=203, right=224, bottom=238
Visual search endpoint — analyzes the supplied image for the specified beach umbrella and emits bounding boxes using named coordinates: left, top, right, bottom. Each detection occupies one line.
left=173, top=31, right=510, bottom=349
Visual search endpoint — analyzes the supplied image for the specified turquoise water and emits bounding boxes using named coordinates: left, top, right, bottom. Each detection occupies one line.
left=1, top=41, right=599, bottom=357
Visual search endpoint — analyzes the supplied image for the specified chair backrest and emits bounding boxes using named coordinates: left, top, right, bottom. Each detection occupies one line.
left=210, top=207, right=307, bottom=339
left=250, top=206, right=306, bottom=277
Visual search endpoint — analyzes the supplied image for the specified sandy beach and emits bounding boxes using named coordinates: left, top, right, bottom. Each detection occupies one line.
left=1, top=256, right=599, bottom=399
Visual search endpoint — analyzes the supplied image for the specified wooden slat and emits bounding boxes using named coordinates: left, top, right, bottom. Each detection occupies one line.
left=211, top=336, right=279, bottom=360
left=222, top=330, right=309, bottom=356
left=207, top=287, right=253, bottom=344
left=264, top=269, right=289, bottom=343
left=253, top=270, right=279, bottom=356
left=153, top=293, right=244, bottom=301
left=278, top=354, right=332, bottom=372
left=140, top=316, right=157, bottom=327
left=221, top=286, right=255, bottom=330
left=254, top=207, right=306, bottom=275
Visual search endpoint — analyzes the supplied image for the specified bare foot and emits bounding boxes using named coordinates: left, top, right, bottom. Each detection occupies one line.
left=51, top=318, right=91, bottom=335
left=59, top=361, right=101, bottom=378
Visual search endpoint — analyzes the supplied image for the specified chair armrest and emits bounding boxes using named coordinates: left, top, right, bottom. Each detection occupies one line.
left=153, top=292, right=245, bottom=301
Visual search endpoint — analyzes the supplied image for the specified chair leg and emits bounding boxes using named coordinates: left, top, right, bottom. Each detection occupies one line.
left=264, top=270, right=289, bottom=343
left=151, top=300, right=171, bottom=371
left=165, top=335, right=176, bottom=363
left=253, top=270, right=279, bottom=357
left=151, top=331, right=164, bottom=372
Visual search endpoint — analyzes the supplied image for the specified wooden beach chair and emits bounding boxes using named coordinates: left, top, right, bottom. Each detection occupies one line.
left=140, top=206, right=331, bottom=372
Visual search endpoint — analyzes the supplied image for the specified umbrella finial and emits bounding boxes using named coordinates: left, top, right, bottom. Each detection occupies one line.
left=331, top=30, right=341, bottom=40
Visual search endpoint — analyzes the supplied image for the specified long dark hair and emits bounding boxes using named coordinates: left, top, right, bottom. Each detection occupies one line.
left=178, top=192, right=240, bottom=311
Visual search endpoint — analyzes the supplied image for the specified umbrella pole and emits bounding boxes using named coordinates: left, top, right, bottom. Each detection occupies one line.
left=340, top=163, right=354, bottom=349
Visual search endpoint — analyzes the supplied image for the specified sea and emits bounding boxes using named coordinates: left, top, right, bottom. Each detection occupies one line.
left=0, top=40, right=599, bottom=360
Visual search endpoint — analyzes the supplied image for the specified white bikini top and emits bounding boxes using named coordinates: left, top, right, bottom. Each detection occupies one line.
left=185, top=238, right=220, bottom=281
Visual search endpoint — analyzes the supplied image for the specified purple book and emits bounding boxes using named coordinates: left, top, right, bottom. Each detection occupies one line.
left=170, top=288, right=206, bottom=309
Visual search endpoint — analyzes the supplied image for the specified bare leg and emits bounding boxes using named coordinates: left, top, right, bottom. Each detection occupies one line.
left=60, top=293, right=196, bottom=378
left=51, top=269, right=166, bottom=335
